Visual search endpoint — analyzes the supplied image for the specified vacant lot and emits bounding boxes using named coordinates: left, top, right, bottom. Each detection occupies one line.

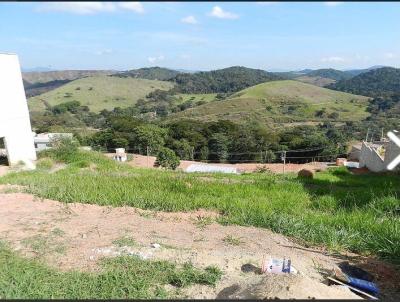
left=1, top=149, right=398, bottom=262
left=0, top=148, right=399, bottom=299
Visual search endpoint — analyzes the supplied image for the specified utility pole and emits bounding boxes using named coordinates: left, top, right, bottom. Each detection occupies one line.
left=281, top=151, right=286, bottom=174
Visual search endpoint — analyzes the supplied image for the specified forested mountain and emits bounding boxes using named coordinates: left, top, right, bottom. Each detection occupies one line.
left=171, top=66, right=282, bottom=93
left=328, top=67, right=400, bottom=97
left=306, top=69, right=352, bottom=81
left=113, top=67, right=180, bottom=81
left=344, top=65, right=387, bottom=77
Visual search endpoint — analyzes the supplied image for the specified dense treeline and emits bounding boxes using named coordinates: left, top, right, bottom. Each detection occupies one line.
left=30, top=100, right=373, bottom=164
left=70, top=105, right=352, bottom=163
left=171, top=66, right=281, bottom=94
left=306, top=68, right=352, bottom=81
left=329, top=67, right=400, bottom=97
left=112, top=67, right=180, bottom=81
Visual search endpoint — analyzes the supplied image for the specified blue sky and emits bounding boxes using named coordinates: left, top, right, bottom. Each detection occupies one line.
left=1, top=1, right=399, bottom=71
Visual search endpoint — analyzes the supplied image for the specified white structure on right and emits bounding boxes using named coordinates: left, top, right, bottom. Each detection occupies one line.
left=0, top=53, right=36, bottom=167
left=113, top=148, right=127, bottom=162
left=359, top=133, right=400, bottom=172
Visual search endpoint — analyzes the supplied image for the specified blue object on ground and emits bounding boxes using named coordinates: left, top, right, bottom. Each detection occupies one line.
left=347, top=276, right=379, bottom=295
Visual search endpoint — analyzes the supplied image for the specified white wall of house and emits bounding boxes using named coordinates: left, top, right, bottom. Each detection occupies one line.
left=0, top=53, right=36, bottom=166
left=384, top=141, right=400, bottom=170
left=359, top=142, right=385, bottom=172
left=359, top=141, right=400, bottom=172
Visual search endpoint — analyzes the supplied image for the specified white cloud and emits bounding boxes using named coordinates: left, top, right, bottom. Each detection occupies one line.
left=208, top=6, right=239, bottom=20
left=117, top=2, right=144, bottom=14
left=321, top=56, right=345, bottom=63
left=37, top=2, right=144, bottom=15
left=181, top=15, right=198, bottom=24
left=384, top=52, right=397, bottom=59
left=324, top=2, right=344, bottom=7
left=148, top=55, right=165, bottom=64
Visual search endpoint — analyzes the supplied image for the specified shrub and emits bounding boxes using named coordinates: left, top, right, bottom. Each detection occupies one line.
left=36, top=158, right=55, bottom=170
left=49, top=136, right=80, bottom=162
left=155, top=147, right=180, bottom=170
left=297, top=169, right=314, bottom=179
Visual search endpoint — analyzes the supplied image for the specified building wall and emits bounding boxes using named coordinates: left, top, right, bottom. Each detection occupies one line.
left=384, top=141, right=400, bottom=171
left=0, top=54, right=36, bottom=166
left=359, top=142, right=385, bottom=172
left=359, top=140, right=400, bottom=172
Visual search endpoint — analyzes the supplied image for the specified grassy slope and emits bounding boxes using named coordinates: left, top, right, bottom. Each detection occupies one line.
left=0, top=241, right=220, bottom=299
left=28, top=76, right=174, bottom=113
left=170, top=80, right=370, bottom=123
left=177, top=93, right=218, bottom=104
left=295, top=75, right=336, bottom=87
left=1, top=149, right=398, bottom=262
left=22, top=70, right=115, bottom=84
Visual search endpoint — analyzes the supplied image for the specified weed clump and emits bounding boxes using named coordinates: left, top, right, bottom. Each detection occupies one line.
left=36, top=158, right=55, bottom=170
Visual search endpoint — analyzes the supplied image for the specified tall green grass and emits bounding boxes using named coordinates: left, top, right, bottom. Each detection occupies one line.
left=1, top=149, right=399, bottom=263
left=0, top=242, right=221, bottom=299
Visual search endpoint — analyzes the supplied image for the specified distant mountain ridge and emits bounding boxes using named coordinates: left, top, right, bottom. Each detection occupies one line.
left=23, top=70, right=117, bottom=84
left=171, top=66, right=282, bottom=93
left=112, top=67, right=181, bottom=81
left=328, top=67, right=400, bottom=97
left=306, top=68, right=352, bottom=81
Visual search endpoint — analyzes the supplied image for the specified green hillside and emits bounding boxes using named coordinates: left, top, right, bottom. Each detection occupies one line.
left=23, top=70, right=115, bottom=84
left=113, top=67, right=180, bottom=80
left=328, top=67, right=400, bottom=97
left=171, top=66, right=282, bottom=94
left=28, top=76, right=174, bottom=113
left=295, top=75, right=336, bottom=87
left=170, top=80, right=370, bottom=123
left=306, top=68, right=352, bottom=81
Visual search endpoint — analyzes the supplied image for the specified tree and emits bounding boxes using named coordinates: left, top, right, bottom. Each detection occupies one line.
left=198, top=145, right=209, bottom=162
left=133, top=124, right=167, bottom=155
left=170, top=139, right=193, bottom=160
left=112, top=137, right=129, bottom=149
left=155, top=147, right=180, bottom=170
left=208, top=133, right=229, bottom=162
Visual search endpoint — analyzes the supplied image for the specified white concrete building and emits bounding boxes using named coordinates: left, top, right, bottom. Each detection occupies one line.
left=0, top=53, right=36, bottom=166
left=33, top=132, right=73, bottom=151
left=113, top=148, right=127, bottom=162
left=359, top=137, right=400, bottom=172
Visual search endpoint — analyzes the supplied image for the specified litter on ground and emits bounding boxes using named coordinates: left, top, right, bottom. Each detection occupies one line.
left=261, top=256, right=298, bottom=275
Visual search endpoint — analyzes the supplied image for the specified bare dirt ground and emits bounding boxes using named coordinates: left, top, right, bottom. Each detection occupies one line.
left=105, top=153, right=328, bottom=174
left=0, top=165, right=9, bottom=177
left=0, top=185, right=398, bottom=299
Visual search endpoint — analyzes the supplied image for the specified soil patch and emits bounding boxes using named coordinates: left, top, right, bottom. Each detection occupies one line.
left=0, top=190, right=397, bottom=300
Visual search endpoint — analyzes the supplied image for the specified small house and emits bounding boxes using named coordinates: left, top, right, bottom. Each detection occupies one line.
left=33, top=133, right=73, bottom=151
left=113, top=148, right=127, bottom=162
